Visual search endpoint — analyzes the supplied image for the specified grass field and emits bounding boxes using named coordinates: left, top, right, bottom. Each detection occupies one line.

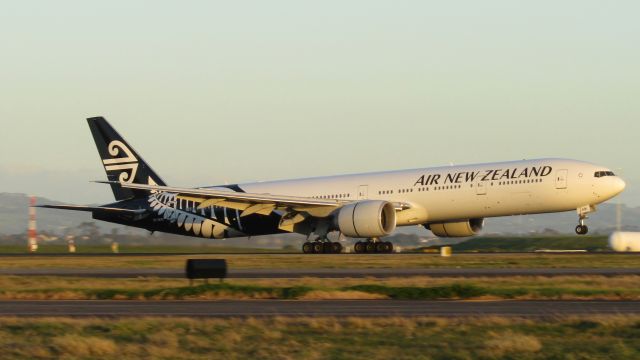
left=1, top=275, right=638, bottom=300
left=450, top=235, right=610, bottom=252
left=0, top=316, right=638, bottom=359
left=0, top=253, right=638, bottom=270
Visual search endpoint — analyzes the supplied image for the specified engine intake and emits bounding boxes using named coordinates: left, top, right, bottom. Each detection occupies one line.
left=427, top=218, right=484, bottom=237
left=336, top=200, right=396, bottom=238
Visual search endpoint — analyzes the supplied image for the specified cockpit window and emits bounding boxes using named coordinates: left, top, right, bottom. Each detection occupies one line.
left=594, top=171, right=615, bottom=178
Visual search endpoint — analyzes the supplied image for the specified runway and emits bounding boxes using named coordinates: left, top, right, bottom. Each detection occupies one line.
left=1, top=252, right=636, bottom=256
left=0, top=300, right=638, bottom=317
left=1, top=268, right=640, bottom=278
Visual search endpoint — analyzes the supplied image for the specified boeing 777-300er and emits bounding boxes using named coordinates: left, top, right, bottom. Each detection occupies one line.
left=40, top=117, right=626, bottom=254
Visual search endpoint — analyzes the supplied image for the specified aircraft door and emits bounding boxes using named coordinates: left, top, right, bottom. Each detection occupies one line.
left=476, top=181, right=487, bottom=195
left=357, top=185, right=368, bottom=200
left=555, top=169, right=568, bottom=189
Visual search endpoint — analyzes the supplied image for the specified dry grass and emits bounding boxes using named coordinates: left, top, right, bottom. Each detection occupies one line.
left=0, top=316, right=638, bottom=359
left=482, top=331, right=543, bottom=357
left=298, top=290, right=387, bottom=300
left=2, top=274, right=639, bottom=291
left=0, top=275, right=638, bottom=301
left=51, top=335, right=118, bottom=357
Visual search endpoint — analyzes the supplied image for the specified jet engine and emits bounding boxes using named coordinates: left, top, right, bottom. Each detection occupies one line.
left=336, top=200, right=397, bottom=238
left=426, top=218, right=484, bottom=237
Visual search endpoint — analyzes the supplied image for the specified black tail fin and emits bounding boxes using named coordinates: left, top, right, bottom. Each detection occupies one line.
left=87, top=117, right=166, bottom=201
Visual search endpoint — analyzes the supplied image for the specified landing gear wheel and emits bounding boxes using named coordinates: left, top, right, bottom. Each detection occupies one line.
left=575, top=225, right=589, bottom=235
left=302, top=242, right=313, bottom=254
left=331, top=242, right=343, bottom=254
left=312, top=242, right=324, bottom=253
left=365, top=242, right=376, bottom=253
left=322, top=242, right=334, bottom=254
left=376, top=242, right=388, bottom=253
left=380, top=242, right=393, bottom=253
left=354, top=241, right=365, bottom=254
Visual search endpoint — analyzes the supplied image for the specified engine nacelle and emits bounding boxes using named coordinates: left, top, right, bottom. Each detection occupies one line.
left=427, top=218, right=484, bottom=237
left=336, top=200, right=397, bottom=238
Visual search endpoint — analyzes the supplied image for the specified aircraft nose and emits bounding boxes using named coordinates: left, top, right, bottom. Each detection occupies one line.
left=613, top=177, right=626, bottom=195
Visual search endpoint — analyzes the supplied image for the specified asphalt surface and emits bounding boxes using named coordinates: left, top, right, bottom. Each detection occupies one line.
left=0, top=300, right=638, bottom=317
left=1, top=268, right=640, bottom=278
left=0, top=252, right=638, bottom=257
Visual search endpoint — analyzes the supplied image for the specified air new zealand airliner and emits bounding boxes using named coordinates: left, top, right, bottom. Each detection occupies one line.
left=41, top=117, right=626, bottom=254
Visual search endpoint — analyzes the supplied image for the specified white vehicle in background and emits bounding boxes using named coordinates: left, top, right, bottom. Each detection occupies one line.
left=609, top=232, right=640, bottom=252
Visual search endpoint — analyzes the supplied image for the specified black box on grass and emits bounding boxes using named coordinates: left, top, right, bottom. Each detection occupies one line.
left=185, top=259, right=227, bottom=280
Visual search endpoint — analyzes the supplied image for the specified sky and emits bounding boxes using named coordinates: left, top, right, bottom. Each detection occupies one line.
left=0, top=1, right=639, bottom=206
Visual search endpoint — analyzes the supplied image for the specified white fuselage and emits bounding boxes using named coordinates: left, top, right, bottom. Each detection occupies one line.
left=232, top=158, right=625, bottom=227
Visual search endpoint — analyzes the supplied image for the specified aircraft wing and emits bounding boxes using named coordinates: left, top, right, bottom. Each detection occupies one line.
left=99, top=181, right=343, bottom=218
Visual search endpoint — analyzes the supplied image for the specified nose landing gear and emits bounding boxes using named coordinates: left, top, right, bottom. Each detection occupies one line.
left=575, top=205, right=595, bottom=235
left=575, top=222, right=589, bottom=235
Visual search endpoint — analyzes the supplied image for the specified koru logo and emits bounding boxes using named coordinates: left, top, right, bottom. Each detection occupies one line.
left=102, top=140, right=138, bottom=183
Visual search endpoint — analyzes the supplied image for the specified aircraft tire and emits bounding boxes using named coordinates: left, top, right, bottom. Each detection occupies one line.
left=386, top=242, right=394, bottom=253
left=312, top=242, right=324, bottom=253
left=365, top=242, right=376, bottom=253
left=331, top=242, right=343, bottom=254
left=375, top=242, right=387, bottom=253
left=302, top=242, right=313, bottom=254
left=575, top=225, right=589, bottom=235
left=354, top=241, right=365, bottom=253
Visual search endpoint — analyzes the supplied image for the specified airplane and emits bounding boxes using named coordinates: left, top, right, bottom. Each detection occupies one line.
left=40, top=117, right=626, bottom=254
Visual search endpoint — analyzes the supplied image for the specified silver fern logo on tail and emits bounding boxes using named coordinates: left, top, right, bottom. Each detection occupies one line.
left=102, top=140, right=139, bottom=183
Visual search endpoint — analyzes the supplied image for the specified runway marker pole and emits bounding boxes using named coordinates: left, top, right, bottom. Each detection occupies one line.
left=27, top=196, right=38, bottom=253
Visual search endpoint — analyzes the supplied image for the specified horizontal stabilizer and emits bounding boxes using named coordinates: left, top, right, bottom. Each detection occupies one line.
left=37, top=204, right=147, bottom=216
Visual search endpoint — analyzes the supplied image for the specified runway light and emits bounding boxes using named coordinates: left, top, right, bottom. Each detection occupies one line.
left=67, top=239, right=76, bottom=253
left=440, top=246, right=452, bottom=257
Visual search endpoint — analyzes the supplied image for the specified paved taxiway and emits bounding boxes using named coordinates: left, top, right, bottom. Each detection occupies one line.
left=2, top=268, right=640, bottom=278
left=0, top=300, right=638, bottom=317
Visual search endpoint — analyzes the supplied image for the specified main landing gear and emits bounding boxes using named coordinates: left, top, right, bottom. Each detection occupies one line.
left=302, top=240, right=343, bottom=254
left=354, top=239, right=394, bottom=254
